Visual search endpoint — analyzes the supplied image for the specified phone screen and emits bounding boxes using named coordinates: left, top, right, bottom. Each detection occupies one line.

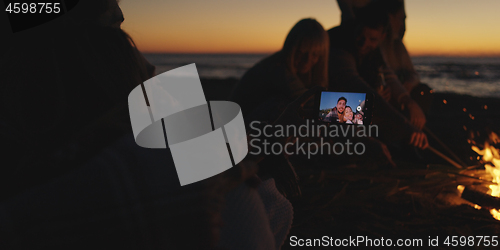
left=317, top=91, right=371, bottom=125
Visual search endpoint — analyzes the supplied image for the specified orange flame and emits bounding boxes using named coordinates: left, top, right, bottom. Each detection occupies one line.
left=470, top=132, right=500, bottom=220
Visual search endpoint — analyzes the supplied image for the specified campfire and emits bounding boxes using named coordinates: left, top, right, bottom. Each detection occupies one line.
left=468, top=132, right=500, bottom=220
left=281, top=95, right=500, bottom=249
left=285, top=131, right=500, bottom=248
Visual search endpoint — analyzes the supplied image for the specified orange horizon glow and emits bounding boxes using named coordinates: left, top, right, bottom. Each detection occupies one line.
left=120, top=0, right=500, bottom=57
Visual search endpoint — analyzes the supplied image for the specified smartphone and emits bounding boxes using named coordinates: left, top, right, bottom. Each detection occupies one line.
left=316, top=91, right=373, bottom=125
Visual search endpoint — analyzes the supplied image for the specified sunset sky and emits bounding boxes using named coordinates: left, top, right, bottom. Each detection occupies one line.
left=120, top=0, right=500, bottom=56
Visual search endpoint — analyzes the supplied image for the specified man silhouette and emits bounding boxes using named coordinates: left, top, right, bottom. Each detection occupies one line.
left=328, top=1, right=428, bottom=148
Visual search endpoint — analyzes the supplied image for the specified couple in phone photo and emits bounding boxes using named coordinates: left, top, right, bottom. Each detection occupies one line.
left=322, top=96, right=364, bottom=124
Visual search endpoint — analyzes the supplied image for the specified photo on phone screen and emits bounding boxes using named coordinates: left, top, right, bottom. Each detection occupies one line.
left=317, top=91, right=371, bottom=125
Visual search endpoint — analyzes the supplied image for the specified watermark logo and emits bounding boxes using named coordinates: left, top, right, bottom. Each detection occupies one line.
left=128, top=64, right=248, bottom=186
left=249, top=120, right=378, bottom=159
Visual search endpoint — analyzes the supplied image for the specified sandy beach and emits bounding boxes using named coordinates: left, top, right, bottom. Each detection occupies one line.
left=201, top=77, right=500, bottom=247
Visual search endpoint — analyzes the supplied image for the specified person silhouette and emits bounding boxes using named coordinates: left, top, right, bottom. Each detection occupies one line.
left=328, top=1, right=428, bottom=149
left=231, top=18, right=329, bottom=124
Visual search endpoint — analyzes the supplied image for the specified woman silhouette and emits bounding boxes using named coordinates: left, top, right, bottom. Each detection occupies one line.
left=230, top=18, right=329, bottom=123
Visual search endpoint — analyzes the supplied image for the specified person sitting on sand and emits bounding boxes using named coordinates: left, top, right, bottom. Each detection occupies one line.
left=230, top=18, right=329, bottom=124
left=336, top=0, right=430, bottom=126
left=378, top=0, right=433, bottom=114
left=325, top=96, right=347, bottom=123
left=344, top=106, right=354, bottom=124
left=328, top=1, right=428, bottom=149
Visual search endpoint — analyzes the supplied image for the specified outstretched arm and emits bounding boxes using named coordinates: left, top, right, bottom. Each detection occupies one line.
left=329, top=48, right=427, bottom=148
left=382, top=62, right=426, bottom=130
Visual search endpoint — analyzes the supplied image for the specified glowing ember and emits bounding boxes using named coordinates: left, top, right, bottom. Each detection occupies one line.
left=457, top=185, right=465, bottom=193
left=443, top=99, right=447, bottom=104
left=491, top=209, right=500, bottom=220
left=471, top=132, right=500, bottom=220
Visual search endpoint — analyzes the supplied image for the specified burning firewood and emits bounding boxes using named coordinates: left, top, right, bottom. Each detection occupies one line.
left=461, top=187, right=500, bottom=210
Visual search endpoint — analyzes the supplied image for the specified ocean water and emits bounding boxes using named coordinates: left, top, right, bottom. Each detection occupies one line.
left=143, top=53, right=500, bottom=98
left=143, top=53, right=268, bottom=79
left=413, top=57, right=500, bottom=98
